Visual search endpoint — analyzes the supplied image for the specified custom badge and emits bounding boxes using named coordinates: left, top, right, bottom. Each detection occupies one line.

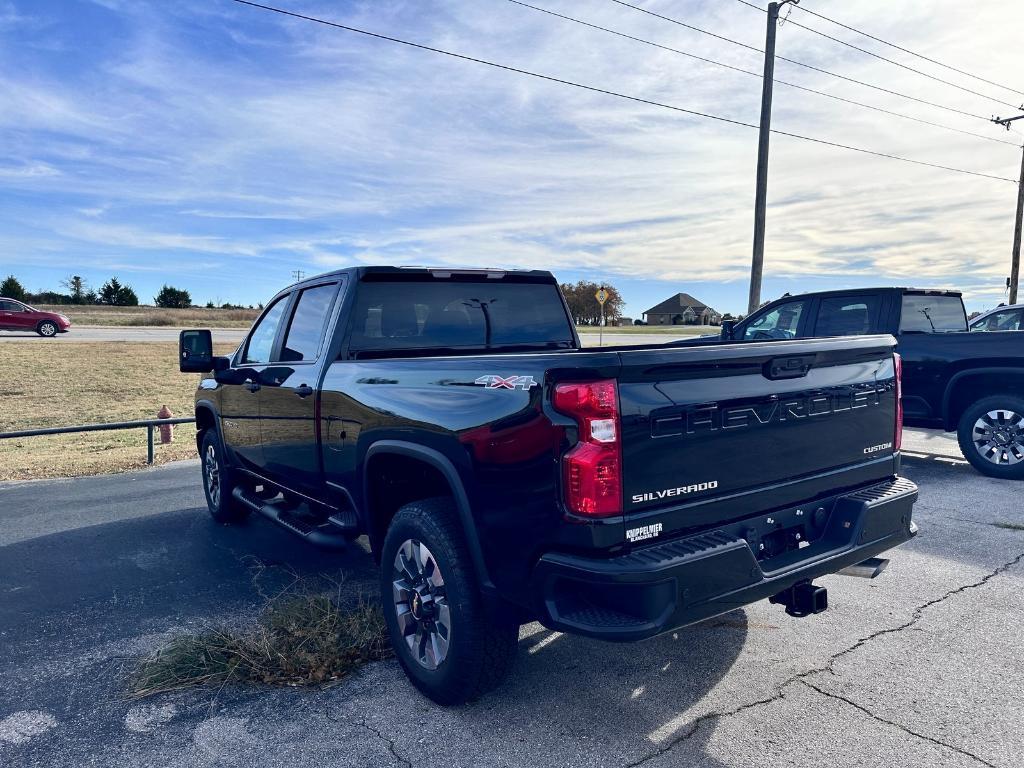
left=474, top=375, right=538, bottom=390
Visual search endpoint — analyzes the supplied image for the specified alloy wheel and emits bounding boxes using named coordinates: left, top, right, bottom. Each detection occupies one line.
left=40, top=322, right=57, bottom=337
left=972, top=409, right=1024, bottom=466
left=392, top=539, right=451, bottom=670
left=204, top=443, right=221, bottom=506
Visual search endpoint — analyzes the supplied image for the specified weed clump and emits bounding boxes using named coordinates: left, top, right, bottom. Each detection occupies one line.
left=129, top=592, right=390, bottom=698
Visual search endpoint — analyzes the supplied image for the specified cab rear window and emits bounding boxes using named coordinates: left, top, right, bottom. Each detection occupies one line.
left=899, top=294, right=967, bottom=333
left=348, top=280, right=574, bottom=352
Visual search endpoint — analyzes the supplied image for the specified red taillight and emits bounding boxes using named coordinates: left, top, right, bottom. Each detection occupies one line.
left=894, top=352, right=903, bottom=452
left=553, top=379, right=622, bottom=517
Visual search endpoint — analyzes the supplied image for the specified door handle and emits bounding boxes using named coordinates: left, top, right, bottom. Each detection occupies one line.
left=244, top=379, right=260, bottom=392
left=294, top=384, right=314, bottom=398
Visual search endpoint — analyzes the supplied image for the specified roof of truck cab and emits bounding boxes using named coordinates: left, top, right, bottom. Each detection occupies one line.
left=763, top=286, right=962, bottom=302
left=285, top=266, right=558, bottom=291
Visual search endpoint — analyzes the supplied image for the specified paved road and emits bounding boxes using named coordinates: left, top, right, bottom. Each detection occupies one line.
left=0, top=326, right=249, bottom=345
left=2, top=444, right=1021, bottom=767
left=0, top=326, right=692, bottom=347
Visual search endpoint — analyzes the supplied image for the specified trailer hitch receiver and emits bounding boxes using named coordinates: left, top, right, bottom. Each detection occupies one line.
left=770, top=581, right=828, bottom=618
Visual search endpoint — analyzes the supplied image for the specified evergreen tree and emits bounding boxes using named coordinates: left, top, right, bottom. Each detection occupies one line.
left=0, top=275, right=27, bottom=302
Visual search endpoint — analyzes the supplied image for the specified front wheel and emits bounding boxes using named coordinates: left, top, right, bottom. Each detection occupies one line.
left=380, top=497, right=518, bottom=705
left=37, top=321, right=58, bottom=337
left=200, top=430, right=250, bottom=523
left=957, top=395, right=1024, bottom=480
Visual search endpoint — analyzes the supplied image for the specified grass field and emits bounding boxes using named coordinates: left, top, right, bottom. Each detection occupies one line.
left=35, top=304, right=260, bottom=328
left=33, top=304, right=715, bottom=335
left=0, top=341, right=232, bottom=480
left=0, top=321, right=715, bottom=480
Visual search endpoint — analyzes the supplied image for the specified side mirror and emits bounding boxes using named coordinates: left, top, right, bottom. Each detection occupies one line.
left=180, top=329, right=215, bottom=372
left=721, top=319, right=736, bottom=340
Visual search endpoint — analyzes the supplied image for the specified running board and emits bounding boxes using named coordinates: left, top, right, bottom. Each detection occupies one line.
left=837, top=557, right=889, bottom=579
left=232, top=487, right=349, bottom=549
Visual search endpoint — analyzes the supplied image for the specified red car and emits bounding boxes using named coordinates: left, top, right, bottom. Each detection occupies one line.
left=0, top=298, right=72, bottom=337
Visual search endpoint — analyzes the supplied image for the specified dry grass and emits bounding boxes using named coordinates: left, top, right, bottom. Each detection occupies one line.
left=35, top=304, right=259, bottom=328
left=128, top=587, right=390, bottom=698
left=0, top=341, right=233, bottom=480
left=0, top=321, right=715, bottom=480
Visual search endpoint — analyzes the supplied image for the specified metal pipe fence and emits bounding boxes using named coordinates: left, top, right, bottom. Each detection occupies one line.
left=0, top=418, right=196, bottom=464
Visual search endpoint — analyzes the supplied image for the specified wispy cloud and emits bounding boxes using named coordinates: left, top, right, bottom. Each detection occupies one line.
left=0, top=0, right=1021, bottom=310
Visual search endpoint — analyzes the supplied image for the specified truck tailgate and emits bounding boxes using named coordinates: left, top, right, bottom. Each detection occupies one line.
left=617, top=335, right=899, bottom=534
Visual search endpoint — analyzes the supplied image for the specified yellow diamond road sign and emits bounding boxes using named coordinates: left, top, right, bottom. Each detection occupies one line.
left=595, top=288, right=608, bottom=304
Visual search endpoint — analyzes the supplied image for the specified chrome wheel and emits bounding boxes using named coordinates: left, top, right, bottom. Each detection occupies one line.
left=39, top=322, right=57, bottom=337
left=392, top=539, right=450, bottom=670
left=204, top=443, right=221, bottom=507
left=972, top=409, right=1024, bottom=466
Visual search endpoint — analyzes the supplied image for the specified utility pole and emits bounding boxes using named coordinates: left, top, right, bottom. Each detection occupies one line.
left=992, top=111, right=1024, bottom=304
left=291, top=269, right=306, bottom=282
left=747, top=0, right=799, bottom=315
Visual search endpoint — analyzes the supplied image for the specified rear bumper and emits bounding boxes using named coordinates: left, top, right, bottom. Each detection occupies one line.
left=531, top=476, right=918, bottom=641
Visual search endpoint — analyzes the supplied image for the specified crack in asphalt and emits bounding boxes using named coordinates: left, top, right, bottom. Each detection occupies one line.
left=322, top=690, right=413, bottom=768
left=356, top=716, right=414, bottom=768
left=819, top=549, right=1024, bottom=676
left=800, top=680, right=997, bottom=768
left=622, top=690, right=790, bottom=768
left=623, top=549, right=1024, bottom=768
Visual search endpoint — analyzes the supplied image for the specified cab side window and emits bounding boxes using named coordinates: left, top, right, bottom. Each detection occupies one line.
left=814, top=296, right=881, bottom=336
left=743, top=300, right=807, bottom=340
left=972, top=309, right=1023, bottom=332
left=279, top=284, right=337, bottom=362
left=243, top=296, right=289, bottom=364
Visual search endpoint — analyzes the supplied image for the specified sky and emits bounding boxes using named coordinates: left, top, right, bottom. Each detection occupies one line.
left=1, top=0, right=1022, bottom=318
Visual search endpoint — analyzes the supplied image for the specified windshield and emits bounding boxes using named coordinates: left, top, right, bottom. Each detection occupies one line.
left=348, top=278, right=575, bottom=353
left=899, top=294, right=966, bottom=333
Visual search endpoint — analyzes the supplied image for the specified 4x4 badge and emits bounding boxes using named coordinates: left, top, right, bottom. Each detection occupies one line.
left=475, top=374, right=538, bottom=390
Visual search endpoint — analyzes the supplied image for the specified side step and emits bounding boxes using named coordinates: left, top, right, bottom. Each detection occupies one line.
left=232, top=487, right=350, bottom=549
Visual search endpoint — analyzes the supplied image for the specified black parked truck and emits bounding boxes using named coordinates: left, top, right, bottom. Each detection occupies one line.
left=722, top=287, right=1024, bottom=479
left=179, top=267, right=918, bottom=704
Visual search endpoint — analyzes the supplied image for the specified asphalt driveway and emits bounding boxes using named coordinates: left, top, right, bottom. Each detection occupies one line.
left=1, top=439, right=1021, bottom=767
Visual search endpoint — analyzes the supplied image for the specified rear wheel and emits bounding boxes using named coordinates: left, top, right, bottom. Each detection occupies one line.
left=37, top=321, right=58, bottom=337
left=957, top=395, right=1024, bottom=480
left=380, top=497, right=518, bottom=705
left=200, top=430, right=250, bottom=523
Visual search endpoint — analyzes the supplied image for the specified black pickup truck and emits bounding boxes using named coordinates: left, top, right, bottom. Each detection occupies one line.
left=180, top=267, right=917, bottom=704
left=723, top=287, right=1024, bottom=479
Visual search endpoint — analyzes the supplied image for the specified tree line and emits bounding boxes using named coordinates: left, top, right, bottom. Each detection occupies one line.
left=559, top=281, right=625, bottom=325
left=5, top=273, right=638, bottom=319
left=0, top=274, right=255, bottom=309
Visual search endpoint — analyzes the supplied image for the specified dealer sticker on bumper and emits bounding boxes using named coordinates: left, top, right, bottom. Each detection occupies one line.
left=626, top=522, right=663, bottom=543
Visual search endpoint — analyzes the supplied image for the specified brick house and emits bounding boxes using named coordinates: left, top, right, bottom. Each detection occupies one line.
left=642, top=293, right=721, bottom=326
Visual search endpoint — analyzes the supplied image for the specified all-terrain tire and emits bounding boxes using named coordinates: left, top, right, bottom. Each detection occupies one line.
left=957, top=394, right=1024, bottom=480
left=200, top=430, right=250, bottom=523
left=380, top=497, right=518, bottom=705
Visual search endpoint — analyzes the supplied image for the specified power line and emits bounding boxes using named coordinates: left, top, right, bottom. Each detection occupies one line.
left=228, top=0, right=1018, bottom=183
left=605, top=0, right=993, bottom=122
left=792, top=2, right=1024, bottom=99
left=732, top=0, right=1020, bottom=110
left=506, top=0, right=1018, bottom=147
